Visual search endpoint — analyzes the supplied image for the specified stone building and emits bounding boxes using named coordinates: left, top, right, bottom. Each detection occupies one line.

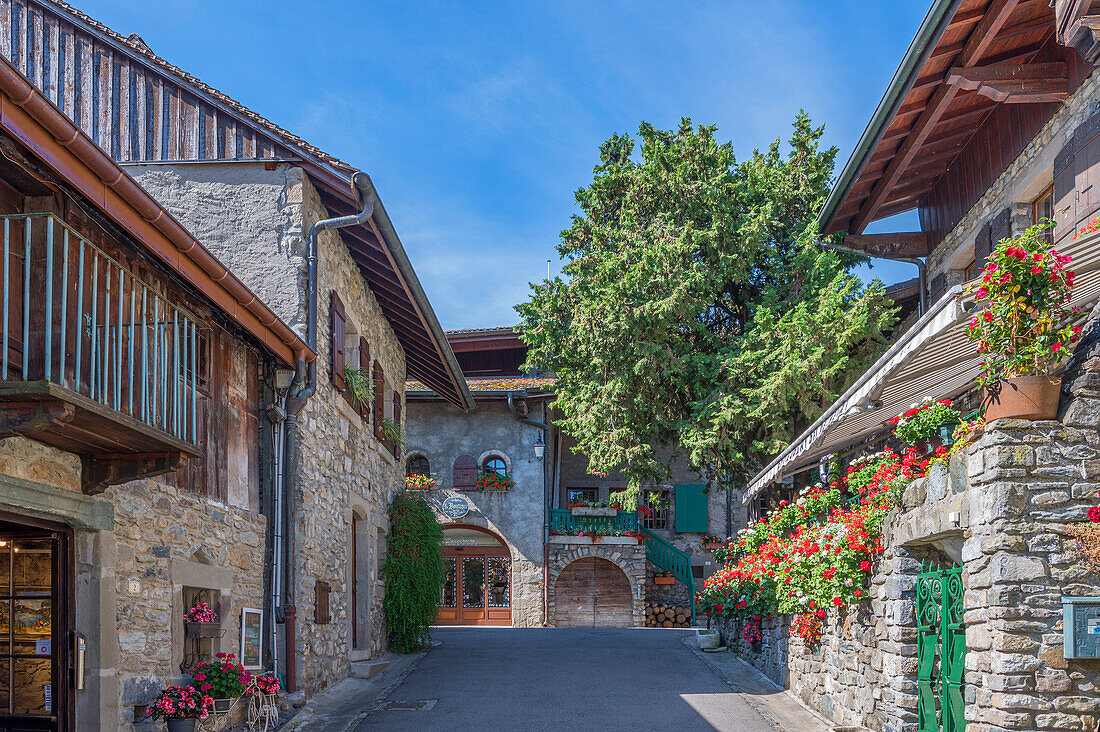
left=731, top=2, right=1100, bottom=730
left=1, top=0, right=473, bottom=710
left=406, top=327, right=737, bottom=628
left=0, top=54, right=312, bottom=730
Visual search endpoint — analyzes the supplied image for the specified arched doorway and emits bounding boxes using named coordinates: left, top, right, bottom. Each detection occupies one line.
left=437, top=526, right=512, bottom=626
left=555, top=557, right=633, bottom=628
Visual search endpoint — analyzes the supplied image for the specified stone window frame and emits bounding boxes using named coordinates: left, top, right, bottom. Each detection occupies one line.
left=477, top=450, right=511, bottom=476
left=405, top=453, right=430, bottom=477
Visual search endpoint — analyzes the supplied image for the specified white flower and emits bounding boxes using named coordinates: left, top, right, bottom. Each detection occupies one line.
left=845, top=578, right=853, bottom=587
left=910, top=403, right=919, bottom=410
left=799, top=596, right=810, bottom=605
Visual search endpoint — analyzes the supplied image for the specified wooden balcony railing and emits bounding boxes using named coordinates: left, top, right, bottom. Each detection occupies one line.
left=549, top=509, right=638, bottom=535
left=0, top=213, right=202, bottom=488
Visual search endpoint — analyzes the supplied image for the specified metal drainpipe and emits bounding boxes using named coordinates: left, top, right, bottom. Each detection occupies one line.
left=281, top=172, right=375, bottom=692
left=507, top=391, right=551, bottom=623
left=818, top=240, right=928, bottom=316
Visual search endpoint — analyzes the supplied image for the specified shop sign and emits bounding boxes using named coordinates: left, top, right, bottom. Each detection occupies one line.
left=441, top=496, right=470, bottom=519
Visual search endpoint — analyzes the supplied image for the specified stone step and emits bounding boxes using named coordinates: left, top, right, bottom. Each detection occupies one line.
left=349, top=659, right=390, bottom=680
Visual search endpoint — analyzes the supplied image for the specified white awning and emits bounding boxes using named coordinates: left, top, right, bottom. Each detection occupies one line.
left=744, top=230, right=1100, bottom=503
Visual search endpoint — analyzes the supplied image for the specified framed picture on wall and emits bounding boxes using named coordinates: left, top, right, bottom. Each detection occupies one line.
left=240, top=608, right=263, bottom=670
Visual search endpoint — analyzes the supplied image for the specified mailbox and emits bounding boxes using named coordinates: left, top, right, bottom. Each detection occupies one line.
left=1062, top=597, right=1100, bottom=659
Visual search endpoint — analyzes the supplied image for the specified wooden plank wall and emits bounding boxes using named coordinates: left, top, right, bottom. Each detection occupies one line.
left=0, top=0, right=292, bottom=163
left=919, top=39, right=1091, bottom=245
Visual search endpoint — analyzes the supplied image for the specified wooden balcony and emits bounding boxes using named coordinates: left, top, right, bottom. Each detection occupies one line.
left=0, top=213, right=202, bottom=493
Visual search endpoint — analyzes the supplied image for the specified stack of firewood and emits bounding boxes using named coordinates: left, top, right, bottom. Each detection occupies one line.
left=645, top=601, right=691, bottom=627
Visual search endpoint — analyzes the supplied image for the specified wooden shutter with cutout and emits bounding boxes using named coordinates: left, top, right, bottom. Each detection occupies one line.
left=330, top=292, right=346, bottom=391
left=453, top=455, right=477, bottom=491
left=373, top=360, right=385, bottom=439
left=358, top=337, right=371, bottom=417
left=392, top=390, right=402, bottom=459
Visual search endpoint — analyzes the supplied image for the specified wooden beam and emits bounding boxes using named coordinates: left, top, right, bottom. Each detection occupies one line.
left=0, top=401, right=75, bottom=438
left=852, top=0, right=1023, bottom=232
left=1056, top=0, right=1100, bottom=63
left=843, top=233, right=931, bottom=258
left=81, top=452, right=185, bottom=495
left=947, top=62, right=1068, bottom=103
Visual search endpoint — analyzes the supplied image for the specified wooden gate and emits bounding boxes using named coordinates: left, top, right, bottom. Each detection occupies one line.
left=555, top=557, right=633, bottom=628
left=916, top=564, right=966, bottom=732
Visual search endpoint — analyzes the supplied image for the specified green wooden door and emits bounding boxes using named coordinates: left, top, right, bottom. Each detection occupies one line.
left=916, top=564, right=966, bottom=732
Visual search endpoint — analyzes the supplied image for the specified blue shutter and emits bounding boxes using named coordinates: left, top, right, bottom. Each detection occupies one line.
left=674, top=484, right=708, bottom=533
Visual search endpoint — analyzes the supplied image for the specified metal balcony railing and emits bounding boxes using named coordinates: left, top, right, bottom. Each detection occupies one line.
left=1, top=213, right=200, bottom=445
left=549, top=509, right=638, bottom=535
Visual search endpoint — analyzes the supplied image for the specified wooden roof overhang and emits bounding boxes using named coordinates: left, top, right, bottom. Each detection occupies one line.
left=818, top=0, right=1083, bottom=252
left=0, top=55, right=312, bottom=367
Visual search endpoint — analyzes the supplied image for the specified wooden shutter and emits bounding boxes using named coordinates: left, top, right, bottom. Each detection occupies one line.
left=1074, top=112, right=1100, bottom=224
left=453, top=455, right=477, bottom=491
left=391, top=389, right=402, bottom=459
left=373, top=360, right=385, bottom=439
left=673, top=484, right=708, bottom=533
left=358, top=337, right=371, bottom=417
left=330, top=292, right=346, bottom=390
left=973, top=222, right=993, bottom=272
left=314, top=580, right=331, bottom=624
left=1054, top=138, right=1076, bottom=247
left=989, top=208, right=1011, bottom=251
left=929, top=273, right=947, bottom=304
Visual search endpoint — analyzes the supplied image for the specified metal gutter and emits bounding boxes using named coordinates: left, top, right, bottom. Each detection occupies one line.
left=816, top=0, right=962, bottom=235
left=819, top=241, right=928, bottom=315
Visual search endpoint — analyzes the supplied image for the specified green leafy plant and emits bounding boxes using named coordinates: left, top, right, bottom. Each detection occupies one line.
left=191, top=652, right=250, bottom=699
left=382, top=491, right=444, bottom=653
left=344, top=365, right=372, bottom=406
left=965, top=222, right=1081, bottom=386
left=887, top=398, right=960, bottom=445
left=609, top=486, right=668, bottom=513
left=381, top=417, right=405, bottom=448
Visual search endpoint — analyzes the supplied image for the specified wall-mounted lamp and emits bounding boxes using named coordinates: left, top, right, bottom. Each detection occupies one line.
left=534, top=435, right=546, bottom=460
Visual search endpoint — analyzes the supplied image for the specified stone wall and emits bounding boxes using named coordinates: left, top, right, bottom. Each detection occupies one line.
left=546, top=538, right=646, bottom=627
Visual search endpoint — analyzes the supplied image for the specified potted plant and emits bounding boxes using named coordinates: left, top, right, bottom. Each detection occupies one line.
left=568, top=498, right=618, bottom=516
left=653, top=570, right=676, bottom=585
left=183, top=602, right=220, bottom=638
left=343, top=364, right=372, bottom=407
left=965, top=222, right=1081, bottom=421
left=191, top=652, right=251, bottom=714
left=145, top=685, right=213, bottom=732
left=381, top=417, right=405, bottom=448
left=888, top=398, right=960, bottom=455
left=405, top=473, right=436, bottom=490
left=476, top=471, right=515, bottom=491
left=701, top=535, right=725, bottom=551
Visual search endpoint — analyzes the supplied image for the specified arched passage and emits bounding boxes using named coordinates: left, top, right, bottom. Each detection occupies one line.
left=554, top=556, right=633, bottom=628
left=437, top=525, right=512, bottom=626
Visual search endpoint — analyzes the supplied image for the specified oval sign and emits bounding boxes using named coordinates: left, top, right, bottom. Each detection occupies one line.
left=441, top=496, right=470, bottom=519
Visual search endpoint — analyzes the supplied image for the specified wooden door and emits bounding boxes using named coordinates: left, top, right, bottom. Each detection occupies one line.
left=436, top=550, right=511, bottom=626
left=554, top=557, right=633, bottom=628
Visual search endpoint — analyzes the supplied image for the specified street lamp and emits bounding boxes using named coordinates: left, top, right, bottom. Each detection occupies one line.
left=534, top=435, right=546, bottom=460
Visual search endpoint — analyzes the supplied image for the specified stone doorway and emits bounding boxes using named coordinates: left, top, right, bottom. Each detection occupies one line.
left=554, top=557, right=632, bottom=628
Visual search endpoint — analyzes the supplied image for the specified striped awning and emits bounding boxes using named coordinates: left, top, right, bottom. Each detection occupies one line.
left=744, top=230, right=1100, bottom=503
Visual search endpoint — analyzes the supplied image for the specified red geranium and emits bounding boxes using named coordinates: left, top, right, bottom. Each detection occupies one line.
left=1087, top=506, right=1100, bottom=523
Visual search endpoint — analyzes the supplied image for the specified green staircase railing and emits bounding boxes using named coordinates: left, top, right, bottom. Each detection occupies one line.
left=640, top=528, right=696, bottom=624
left=549, top=508, right=638, bottom=535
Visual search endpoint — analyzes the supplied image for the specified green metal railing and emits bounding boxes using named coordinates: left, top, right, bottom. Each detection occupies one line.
left=548, top=508, right=638, bottom=535
left=640, top=528, right=696, bottom=623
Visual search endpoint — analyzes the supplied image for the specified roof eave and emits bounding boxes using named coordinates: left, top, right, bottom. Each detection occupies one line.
left=817, top=0, right=962, bottom=236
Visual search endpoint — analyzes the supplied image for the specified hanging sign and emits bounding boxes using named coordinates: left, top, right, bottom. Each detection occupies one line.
left=441, top=496, right=470, bottom=519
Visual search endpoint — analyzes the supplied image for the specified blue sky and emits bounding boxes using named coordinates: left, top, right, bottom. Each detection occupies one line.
left=83, top=0, right=927, bottom=330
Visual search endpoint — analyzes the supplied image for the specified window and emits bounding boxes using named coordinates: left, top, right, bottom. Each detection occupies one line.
left=640, top=489, right=668, bottom=530
left=963, top=259, right=977, bottom=282
left=407, top=455, right=429, bottom=477
left=483, top=457, right=507, bottom=477
left=566, top=488, right=597, bottom=505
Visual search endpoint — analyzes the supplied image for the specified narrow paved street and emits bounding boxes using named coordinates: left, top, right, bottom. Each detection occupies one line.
left=358, top=628, right=782, bottom=731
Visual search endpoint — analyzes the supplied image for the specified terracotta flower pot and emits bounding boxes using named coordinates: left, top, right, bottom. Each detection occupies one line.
left=653, top=576, right=675, bottom=585
left=984, top=375, right=1061, bottom=422
left=703, top=542, right=723, bottom=550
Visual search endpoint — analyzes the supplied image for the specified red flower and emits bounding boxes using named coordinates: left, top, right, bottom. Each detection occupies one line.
left=860, top=560, right=871, bottom=572
left=832, top=597, right=843, bottom=606
left=1087, top=506, right=1100, bottom=523
left=1053, top=342, right=1062, bottom=353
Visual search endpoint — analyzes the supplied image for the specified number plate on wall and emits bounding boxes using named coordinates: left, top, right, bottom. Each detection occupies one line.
left=1062, top=597, right=1100, bottom=659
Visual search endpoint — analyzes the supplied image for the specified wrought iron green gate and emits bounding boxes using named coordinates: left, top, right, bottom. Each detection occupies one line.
left=916, top=564, right=966, bottom=732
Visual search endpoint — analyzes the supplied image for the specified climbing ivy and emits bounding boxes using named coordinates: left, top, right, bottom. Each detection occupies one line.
left=382, top=491, right=444, bottom=653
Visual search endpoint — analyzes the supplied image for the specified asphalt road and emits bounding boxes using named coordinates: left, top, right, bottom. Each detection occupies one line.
left=357, top=628, right=780, bottom=732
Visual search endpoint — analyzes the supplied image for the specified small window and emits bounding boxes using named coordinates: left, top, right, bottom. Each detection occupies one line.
left=640, top=489, right=668, bottom=530
left=483, top=457, right=507, bottom=477
left=1033, top=184, right=1054, bottom=244
left=963, top=259, right=977, bottom=282
left=567, top=488, right=597, bottom=505
left=407, top=455, right=429, bottom=477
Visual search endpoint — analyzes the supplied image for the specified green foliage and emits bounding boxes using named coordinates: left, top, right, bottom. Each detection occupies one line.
left=344, top=365, right=373, bottom=406
left=382, top=492, right=444, bottom=653
left=517, top=114, right=897, bottom=486
left=381, top=417, right=405, bottom=448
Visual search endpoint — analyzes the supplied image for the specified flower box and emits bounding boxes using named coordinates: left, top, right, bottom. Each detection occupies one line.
left=183, top=621, right=222, bottom=639
left=570, top=507, right=617, bottom=517
left=548, top=535, right=639, bottom=545
left=703, top=542, right=723, bottom=550
left=653, top=576, right=675, bottom=585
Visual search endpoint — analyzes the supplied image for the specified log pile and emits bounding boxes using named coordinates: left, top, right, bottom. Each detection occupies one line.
left=644, top=601, right=692, bottom=628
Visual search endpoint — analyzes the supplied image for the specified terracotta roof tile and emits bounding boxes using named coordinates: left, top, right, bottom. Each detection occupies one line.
left=407, top=376, right=556, bottom=393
